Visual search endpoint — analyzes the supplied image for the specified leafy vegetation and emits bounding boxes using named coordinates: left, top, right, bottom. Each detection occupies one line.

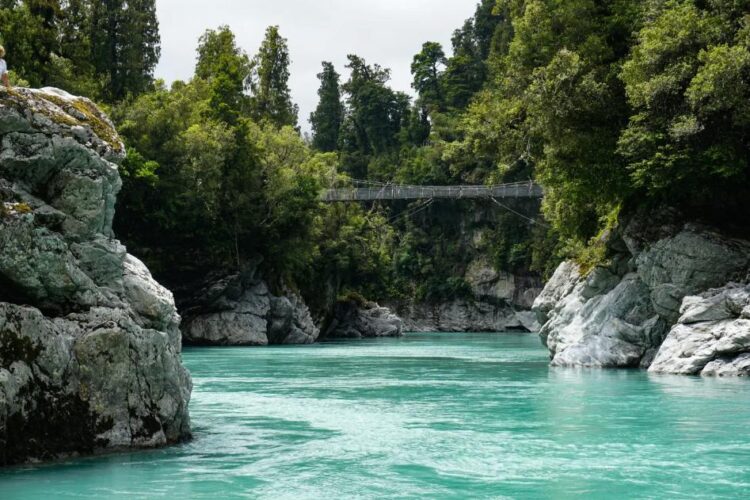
left=3, top=0, right=748, bottom=308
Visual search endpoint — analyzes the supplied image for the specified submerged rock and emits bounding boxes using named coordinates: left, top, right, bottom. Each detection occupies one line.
left=533, top=211, right=750, bottom=374
left=324, top=300, right=403, bottom=339
left=0, top=88, right=191, bottom=465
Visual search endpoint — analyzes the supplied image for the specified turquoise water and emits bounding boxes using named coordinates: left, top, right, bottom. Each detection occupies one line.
left=2, top=332, right=750, bottom=499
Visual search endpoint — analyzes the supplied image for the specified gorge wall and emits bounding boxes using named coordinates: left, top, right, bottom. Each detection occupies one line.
left=178, top=267, right=405, bottom=345
left=387, top=198, right=544, bottom=334
left=179, top=267, right=320, bottom=346
left=533, top=207, right=750, bottom=376
left=0, top=88, right=191, bottom=465
left=390, top=256, right=542, bottom=333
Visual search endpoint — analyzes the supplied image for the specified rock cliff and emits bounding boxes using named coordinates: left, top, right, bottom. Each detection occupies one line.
left=0, top=88, right=191, bottom=465
left=323, top=299, right=403, bottom=339
left=392, top=257, right=543, bottom=333
left=533, top=208, right=750, bottom=375
left=180, top=269, right=319, bottom=346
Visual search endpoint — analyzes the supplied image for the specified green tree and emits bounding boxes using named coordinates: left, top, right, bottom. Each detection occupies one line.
left=310, top=61, right=343, bottom=152
left=0, top=0, right=61, bottom=87
left=249, top=25, right=298, bottom=128
left=411, top=41, right=447, bottom=111
left=442, top=19, right=487, bottom=109
left=342, top=54, right=410, bottom=158
left=195, top=26, right=252, bottom=124
left=619, top=0, right=750, bottom=209
left=91, top=0, right=160, bottom=101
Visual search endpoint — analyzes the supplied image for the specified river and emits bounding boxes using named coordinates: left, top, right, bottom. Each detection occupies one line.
left=2, top=332, right=750, bottom=499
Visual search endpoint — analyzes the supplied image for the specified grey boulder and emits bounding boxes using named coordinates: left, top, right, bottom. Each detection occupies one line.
left=325, top=300, right=403, bottom=339
left=649, top=284, right=750, bottom=376
left=0, top=87, right=191, bottom=465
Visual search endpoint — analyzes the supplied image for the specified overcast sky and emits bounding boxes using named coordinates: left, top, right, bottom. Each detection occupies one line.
left=155, top=0, right=478, bottom=133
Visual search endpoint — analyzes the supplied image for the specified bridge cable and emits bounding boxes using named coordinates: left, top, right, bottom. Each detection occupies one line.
left=387, top=198, right=433, bottom=224
left=387, top=198, right=435, bottom=224
left=489, top=196, right=549, bottom=228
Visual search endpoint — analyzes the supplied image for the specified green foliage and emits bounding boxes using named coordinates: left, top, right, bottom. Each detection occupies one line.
left=619, top=0, right=750, bottom=205
left=310, top=62, right=343, bottom=152
left=196, top=26, right=252, bottom=124
left=340, top=55, right=412, bottom=160
left=0, top=0, right=159, bottom=102
left=249, top=26, right=298, bottom=128
left=411, top=42, right=447, bottom=111
left=90, top=0, right=160, bottom=101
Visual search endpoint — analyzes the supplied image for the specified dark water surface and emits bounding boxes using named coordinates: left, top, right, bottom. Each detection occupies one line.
left=2, top=332, right=750, bottom=499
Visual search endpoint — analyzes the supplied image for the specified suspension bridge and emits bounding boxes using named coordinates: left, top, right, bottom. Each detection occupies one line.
left=321, top=180, right=544, bottom=202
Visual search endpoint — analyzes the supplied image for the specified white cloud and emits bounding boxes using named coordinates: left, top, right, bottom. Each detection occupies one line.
left=155, top=0, right=478, bottom=133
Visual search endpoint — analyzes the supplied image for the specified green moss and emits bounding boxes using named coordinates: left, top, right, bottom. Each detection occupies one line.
left=574, top=205, right=621, bottom=276
left=37, top=93, right=122, bottom=152
left=14, top=202, right=31, bottom=214
left=339, top=291, right=368, bottom=307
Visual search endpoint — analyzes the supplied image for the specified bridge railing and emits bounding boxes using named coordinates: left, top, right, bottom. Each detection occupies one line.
left=321, top=181, right=543, bottom=202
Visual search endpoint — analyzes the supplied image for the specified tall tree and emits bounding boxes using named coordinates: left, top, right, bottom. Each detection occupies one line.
left=342, top=54, right=410, bottom=156
left=310, top=61, right=343, bottom=152
left=249, top=25, right=298, bottom=128
left=411, top=41, right=447, bottom=112
left=442, top=19, right=486, bottom=109
left=195, top=26, right=252, bottom=124
left=472, top=0, right=506, bottom=60
left=90, top=0, right=160, bottom=101
left=0, top=0, right=61, bottom=87
left=59, top=0, right=92, bottom=69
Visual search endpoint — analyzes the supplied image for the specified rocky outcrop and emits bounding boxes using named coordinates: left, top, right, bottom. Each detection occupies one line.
left=538, top=267, right=666, bottom=368
left=394, top=300, right=537, bottom=333
left=649, top=283, right=750, bottom=376
left=392, top=257, right=543, bottom=333
left=533, top=209, right=750, bottom=373
left=181, top=271, right=319, bottom=346
left=0, top=88, right=191, bottom=465
left=323, top=300, right=403, bottom=339
left=465, top=257, right=542, bottom=309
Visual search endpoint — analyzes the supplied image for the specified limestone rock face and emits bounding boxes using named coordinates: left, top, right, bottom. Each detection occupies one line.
left=268, top=293, right=319, bottom=345
left=649, top=284, right=750, bottom=376
left=324, top=300, right=403, bottom=339
left=393, top=300, right=535, bottom=333
left=391, top=258, right=543, bottom=334
left=181, top=273, right=319, bottom=346
left=0, top=88, right=191, bottom=465
left=533, top=261, right=581, bottom=327
left=539, top=272, right=665, bottom=368
left=635, top=230, right=750, bottom=322
left=533, top=213, right=750, bottom=374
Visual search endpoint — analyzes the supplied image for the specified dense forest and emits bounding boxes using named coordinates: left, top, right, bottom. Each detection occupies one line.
left=2, top=0, right=748, bottom=312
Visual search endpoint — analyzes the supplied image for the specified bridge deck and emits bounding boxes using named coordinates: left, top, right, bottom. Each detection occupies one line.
left=321, top=182, right=543, bottom=202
